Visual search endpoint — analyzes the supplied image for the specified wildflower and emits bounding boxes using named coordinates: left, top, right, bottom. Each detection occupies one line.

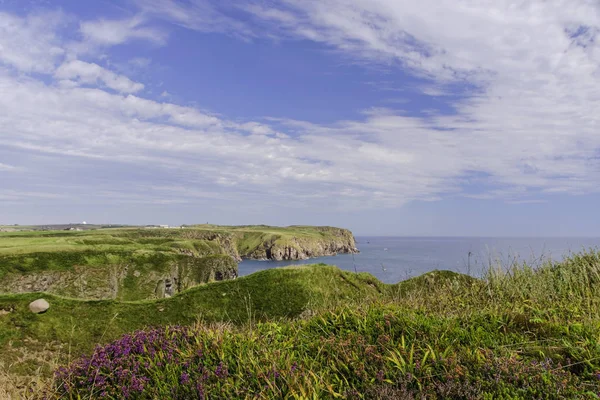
left=181, top=372, right=190, bottom=385
left=196, top=382, right=205, bottom=399
left=215, top=362, right=228, bottom=379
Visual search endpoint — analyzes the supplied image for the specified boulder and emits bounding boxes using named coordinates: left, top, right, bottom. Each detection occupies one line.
left=29, top=299, right=50, bottom=314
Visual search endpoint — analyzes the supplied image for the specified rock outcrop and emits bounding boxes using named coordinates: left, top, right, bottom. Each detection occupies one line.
left=239, top=227, right=359, bottom=261
left=0, top=253, right=237, bottom=301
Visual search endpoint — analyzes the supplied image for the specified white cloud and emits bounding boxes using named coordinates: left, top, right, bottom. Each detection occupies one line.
left=0, top=162, right=16, bottom=171
left=129, top=57, right=152, bottom=68
left=54, top=60, right=144, bottom=93
left=2, top=2, right=600, bottom=210
left=134, top=0, right=254, bottom=38
left=237, top=0, right=600, bottom=197
left=0, top=189, right=65, bottom=201
left=2, top=65, right=595, bottom=210
left=0, top=11, right=66, bottom=73
left=79, top=15, right=166, bottom=47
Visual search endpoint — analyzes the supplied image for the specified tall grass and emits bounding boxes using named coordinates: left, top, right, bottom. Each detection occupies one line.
left=43, top=250, right=600, bottom=399
left=482, top=250, right=600, bottom=320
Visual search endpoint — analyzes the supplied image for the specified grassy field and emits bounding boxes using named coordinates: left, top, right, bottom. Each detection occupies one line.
left=48, top=252, right=600, bottom=398
left=0, top=225, right=356, bottom=258
left=2, top=251, right=600, bottom=398
left=3, top=229, right=600, bottom=398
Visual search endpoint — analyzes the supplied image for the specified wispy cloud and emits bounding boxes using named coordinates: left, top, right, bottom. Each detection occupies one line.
left=508, top=200, right=548, bottom=205
left=78, top=15, right=167, bottom=48
left=54, top=60, right=144, bottom=93
left=1, top=2, right=600, bottom=212
left=0, top=162, right=16, bottom=171
left=134, top=0, right=254, bottom=38
left=0, top=11, right=66, bottom=73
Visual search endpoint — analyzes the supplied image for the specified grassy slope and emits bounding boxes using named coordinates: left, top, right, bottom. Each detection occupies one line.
left=7, top=248, right=600, bottom=398
left=52, top=306, right=600, bottom=399
left=39, top=251, right=600, bottom=399
left=0, top=265, right=388, bottom=378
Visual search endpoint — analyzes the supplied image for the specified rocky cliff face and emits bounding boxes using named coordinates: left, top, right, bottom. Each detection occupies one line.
left=240, top=228, right=359, bottom=261
left=0, top=253, right=237, bottom=300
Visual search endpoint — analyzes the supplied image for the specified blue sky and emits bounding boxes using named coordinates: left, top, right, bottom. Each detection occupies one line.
left=1, top=0, right=600, bottom=236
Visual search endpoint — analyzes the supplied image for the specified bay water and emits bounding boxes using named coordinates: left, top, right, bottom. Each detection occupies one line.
left=238, top=237, right=600, bottom=284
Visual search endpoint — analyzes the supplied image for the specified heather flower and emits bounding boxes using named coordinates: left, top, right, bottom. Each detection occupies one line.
left=196, top=382, right=205, bottom=399
left=180, top=372, right=190, bottom=385
left=215, top=362, right=228, bottom=379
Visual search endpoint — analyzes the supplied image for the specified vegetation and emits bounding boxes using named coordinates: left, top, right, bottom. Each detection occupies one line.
left=0, top=265, right=385, bottom=397
left=0, top=225, right=357, bottom=302
left=3, top=245, right=600, bottom=398
left=50, top=252, right=600, bottom=399
left=0, top=266, right=384, bottom=360
left=0, top=225, right=356, bottom=260
left=52, top=310, right=594, bottom=399
left=0, top=250, right=238, bottom=301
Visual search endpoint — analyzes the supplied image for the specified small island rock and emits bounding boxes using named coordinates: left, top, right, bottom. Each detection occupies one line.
left=29, top=299, right=50, bottom=314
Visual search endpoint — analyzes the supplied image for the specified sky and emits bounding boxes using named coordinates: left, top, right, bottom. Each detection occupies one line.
left=1, top=0, right=600, bottom=236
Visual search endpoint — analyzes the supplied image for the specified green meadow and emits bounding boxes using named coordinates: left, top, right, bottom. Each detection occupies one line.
left=2, top=227, right=600, bottom=398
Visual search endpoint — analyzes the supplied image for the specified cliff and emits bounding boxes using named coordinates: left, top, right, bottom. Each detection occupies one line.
left=0, top=251, right=237, bottom=300
left=0, top=225, right=359, bottom=300
left=106, top=225, right=360, bottom=261
left=234, top=226, right=359, bottom=260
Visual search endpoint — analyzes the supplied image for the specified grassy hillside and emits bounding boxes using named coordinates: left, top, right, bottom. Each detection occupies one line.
left=5, top=250, right=600, bottom=398
left=0, top=225, right=358, bottom=302
left=0, top=265, right=393, bottom=397
left=0, top=228, right=228, bottom=257
left=36, top=251, right=600, bottom=398
left=52, top=307, right=599, bottom=399
left=0, top=266, right=384, bottom=349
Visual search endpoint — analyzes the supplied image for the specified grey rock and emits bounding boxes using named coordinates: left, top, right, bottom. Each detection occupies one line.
left=29, top=299, right=50, bottom=314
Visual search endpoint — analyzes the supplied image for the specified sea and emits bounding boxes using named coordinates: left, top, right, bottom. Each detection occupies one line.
left=238, top=237, right=600, bottom=284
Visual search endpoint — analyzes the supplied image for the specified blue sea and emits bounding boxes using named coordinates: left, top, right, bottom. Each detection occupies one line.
left=238, top=237, right=600, bottom=284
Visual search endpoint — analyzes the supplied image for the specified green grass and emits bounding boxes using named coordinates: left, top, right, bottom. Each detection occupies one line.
left=52, top=307, right=600, bottom=399
left=0, top=225, right=356, bottom=259
left=6, top=245, right=600, bottom=398
left=39, top=250, right=600, bottom=399
left=0, top=229, right=225, bottom=256
left=0, top=265, right=387, bottom=375
left=0, top=225, right=357, bottom=305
